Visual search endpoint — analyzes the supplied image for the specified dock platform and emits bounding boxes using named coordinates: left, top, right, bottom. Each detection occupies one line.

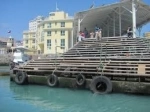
left=11, top=37, right=150, bottom=94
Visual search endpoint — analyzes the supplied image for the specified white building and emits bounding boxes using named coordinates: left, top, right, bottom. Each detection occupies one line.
left=29, top=16, right=45, bottom=32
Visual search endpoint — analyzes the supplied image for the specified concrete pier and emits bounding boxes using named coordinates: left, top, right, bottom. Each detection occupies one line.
left=25, top=75, right=150, bottom=94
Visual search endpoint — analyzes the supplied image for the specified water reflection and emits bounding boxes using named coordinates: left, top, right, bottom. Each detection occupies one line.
left=7, top=78, right=150, bottom=112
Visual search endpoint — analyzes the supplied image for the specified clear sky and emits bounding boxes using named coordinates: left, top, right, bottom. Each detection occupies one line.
left=0, top=0, right=150, bottom=40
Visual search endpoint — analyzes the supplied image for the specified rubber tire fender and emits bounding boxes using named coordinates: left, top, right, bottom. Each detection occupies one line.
left=76, top=74, right=86, bottom=86
left=47, top=74, right=58, bottom=87
left=10, top=62, right=15, bottom=70
left=15, top=71, right=28, bottom=85
left=90, top=76, right=112, bottom=94
left=10, top=70, right=14, bottom=81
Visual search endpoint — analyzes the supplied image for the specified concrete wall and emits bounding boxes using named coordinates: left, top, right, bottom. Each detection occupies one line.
left=26, top=75, right=150, bottom=95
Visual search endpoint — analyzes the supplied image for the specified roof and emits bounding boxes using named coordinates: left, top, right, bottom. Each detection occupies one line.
left=11, top=46, right=31, bottom=51
left=0, top=37, right=9, bottom=42
left=74, top=0, right=150, bottom=37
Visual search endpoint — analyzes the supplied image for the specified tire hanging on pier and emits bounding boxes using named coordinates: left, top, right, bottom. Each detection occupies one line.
left=9, top=61, right=15, bottom=70
left=90, top=76, right=112, bottom=94
left=10, top=70, right=14, bottom=81
left=76, top=74, right=86, bottom=86
left=14, top=71, right=28, bottom=85
left=47, top=74, right=58, bottom=87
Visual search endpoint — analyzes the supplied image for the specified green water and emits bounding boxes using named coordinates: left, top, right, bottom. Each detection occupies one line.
left=0, top=66, right=9, bottom=72
left=0, top=76, right=150, bottom=112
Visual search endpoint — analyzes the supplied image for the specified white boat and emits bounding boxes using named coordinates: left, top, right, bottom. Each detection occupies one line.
left=10, top=46, right=31, bottom=69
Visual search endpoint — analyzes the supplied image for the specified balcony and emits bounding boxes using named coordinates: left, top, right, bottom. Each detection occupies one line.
left=23, top=30, right=36, bottom=34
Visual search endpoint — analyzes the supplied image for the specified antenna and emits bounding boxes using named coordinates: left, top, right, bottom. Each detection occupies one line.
left=56, top=2, right=59, bottom=11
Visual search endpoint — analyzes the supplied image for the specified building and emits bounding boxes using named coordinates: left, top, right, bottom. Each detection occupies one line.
left=37, top=11, right=73, bottom=54
left=23, top=16, right=44, bottom=54
left=0, top=36, right=14, bottom=54
left=29, top=16, right=45, bottom=32
left=144, top=32, right=150, bottom=38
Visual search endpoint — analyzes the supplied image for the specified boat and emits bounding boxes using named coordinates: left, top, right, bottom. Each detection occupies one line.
left=9, top=46, right=31, bottom=71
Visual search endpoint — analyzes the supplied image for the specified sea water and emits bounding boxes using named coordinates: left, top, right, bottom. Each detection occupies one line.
left=0, top=74, right=150, bottom=112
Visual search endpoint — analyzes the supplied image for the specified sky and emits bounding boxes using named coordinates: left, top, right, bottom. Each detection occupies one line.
left=0, top=0, right=150, bottom=41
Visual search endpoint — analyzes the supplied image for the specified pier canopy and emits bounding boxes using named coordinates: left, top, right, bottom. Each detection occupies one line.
left=74, top=0, right=150, bottom=37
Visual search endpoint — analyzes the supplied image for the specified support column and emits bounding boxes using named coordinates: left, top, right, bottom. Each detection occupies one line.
left=132, top=0, right=137, bottom=38
left=113, top=13, right=116, bottom=37
left=107, top=22, right=110, bottom=37
left=119, top=5, right=122, bottom=36
left=77, top=18, right=81, bottom=43
left=78, top=19, right=81, bottom=33
left=71, top=29, right=73, bottom=47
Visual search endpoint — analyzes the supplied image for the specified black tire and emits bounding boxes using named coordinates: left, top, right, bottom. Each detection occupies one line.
left=47, top=74, right=58, bottom=87
left=9, top=62, right=15, bottom=70
left=90, top=76, right=112, bottom=94
left=10, top=77, right=13, bottom=81
left=15, top=71, right=28, bottom=85
left=76, top=74, right=86, bottom=86
left=10, top=70, right=14, bottom=81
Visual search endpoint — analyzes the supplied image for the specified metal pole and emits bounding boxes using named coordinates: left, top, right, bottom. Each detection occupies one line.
left=107, top=21, right=110, bottom=37
left=132, top=0, right=137, bottom=38
left=77, top=18, right=81, bottom=43
left=78, top=19, right=81, bottom=33
left=113, top=13, right=116, bottom=37
left=71, top=29, right=73, bottom=47
left=119, top=5, right=122, bottom=36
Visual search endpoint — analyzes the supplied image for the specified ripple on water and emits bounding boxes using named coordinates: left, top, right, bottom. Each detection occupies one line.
left=0, top=76, right=150, bottom=112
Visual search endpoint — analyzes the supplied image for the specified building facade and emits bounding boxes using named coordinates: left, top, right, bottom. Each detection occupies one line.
left=37, top=11, right=73, bottom=54
left=23, top=16, right=44, bottom=54
left=144, top=32, right=150, bottom=37
left=29, top=16, right=45, bottom=32
left=0, top=36, right=14, bottom=54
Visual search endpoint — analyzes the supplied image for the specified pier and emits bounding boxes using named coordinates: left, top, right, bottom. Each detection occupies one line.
left=10, top=37, right=150, bottom=94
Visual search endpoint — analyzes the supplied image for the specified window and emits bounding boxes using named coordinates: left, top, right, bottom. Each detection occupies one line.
left=61, top=22, right=65, bottom=27
left=47, top=31, right=51, bottom=36
left=26, top=40, right=28, bottom=44
left=61, top=31, right=65, bottom=36
left=41, top=31, right=44, bottom=36
left=55, top=22, right=57, bottom=26
left=50, top=13, right=55, bottom=16
left=60, top=39, right=65, bottom=49
left=42, top=24, right=45, bottom=28
left=47, top=23, right=51, bottom=28
left=26, top=35, right=28, bottom=38
left=55, top=31, right=57, bottom=34
left=32, top=45, right=35, bottom=49
left=32, top=39, right=35, bottom=43
left=26, top=46, right=28, bottom=48
left=32, top=34, right=35, bottom=37
left=47, top=39, right=51, bottom=49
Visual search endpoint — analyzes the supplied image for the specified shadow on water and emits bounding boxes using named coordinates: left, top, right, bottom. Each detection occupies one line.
left=8, top=81, right=150, bottom=112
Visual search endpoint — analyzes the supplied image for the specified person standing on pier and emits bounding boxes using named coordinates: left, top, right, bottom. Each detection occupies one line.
left=83, top=28, right=89, bottom=38
left=95, top=25, right=102, bottom=40
left=127, top=26, right=133, bottom=38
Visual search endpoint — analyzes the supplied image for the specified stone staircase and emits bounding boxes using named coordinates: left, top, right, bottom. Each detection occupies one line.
left=14, top=37, right=150, bottom=81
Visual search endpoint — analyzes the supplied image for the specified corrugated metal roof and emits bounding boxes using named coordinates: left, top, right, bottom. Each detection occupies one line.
left=74, top=0, right=150, bottom=37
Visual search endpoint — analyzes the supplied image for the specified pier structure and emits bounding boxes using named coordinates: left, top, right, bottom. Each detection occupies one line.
left=11, top=37, right=150, bottom=94
left=10, top=0, right=150, bottom=94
